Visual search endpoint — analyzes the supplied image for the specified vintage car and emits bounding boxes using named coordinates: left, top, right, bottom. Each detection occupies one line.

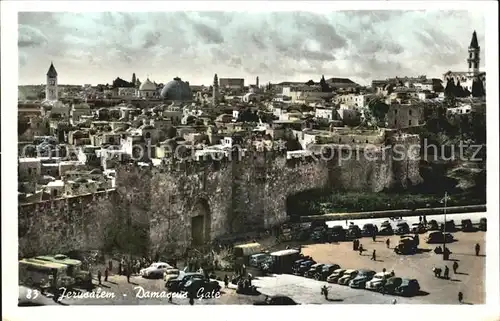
left=440, top=220, right=456, bottom=232
left=254, top=295, right=298, bottom=305
left=346, top=225, right=362, bottom=239
left=378, top=221, right=394, bottom=235
left=383, top=278, right=421, bottom=296
left=426, top=231, right=454, bottom=244
left=294, top=260, right=316, bottom=276
left=365, top=271, right=396, bottom=291
left=394, top=235, right=418, bottom=255
left=249, top=253, right=271, bottom=268
left=349, top=269, right=376, bottom=289
left=163, top=268, right=182, bottom=282
left=361, top=223, right=378, bottom=237
left=166, top=273, right=204, bottom=292
left=304, top=263, right=325, bottom=278
left=140, top=262, right=173, bottom=279
left=326, top=268, right=346, bottom=283
left=328, top=225, right=346, bottom=242
left=479, top=217, right=487, bottom=231
left=427, top=219, right=439, bottom=231
left=182, top=277, right=221, bottom=295
left=410, top=223, right=426, bottom=234
left=315, top=264, right=341, bottom=281
left=395, top=222, right=410, bottom=235
left=461, top=219, right=475, bottom=232
left=338, top=269, right=358, bottom=286
left=310, top=227, right=328, bottom=243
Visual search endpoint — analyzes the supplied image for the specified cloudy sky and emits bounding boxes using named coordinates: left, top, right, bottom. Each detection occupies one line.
left=18, top=11, right=485, bottom=86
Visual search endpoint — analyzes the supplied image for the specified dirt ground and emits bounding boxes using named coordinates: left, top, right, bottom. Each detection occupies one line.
left=300, top=230, right=486, bottom=304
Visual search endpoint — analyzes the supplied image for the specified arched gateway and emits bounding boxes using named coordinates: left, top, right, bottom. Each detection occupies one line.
left=190, top=198, right=211, bottom=246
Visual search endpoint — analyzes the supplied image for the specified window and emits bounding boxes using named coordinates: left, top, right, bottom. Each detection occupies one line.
left=408, top=120, right=412, bottom=126
left=468, top=62, right=472, bottom=69
left=409, top=110, right=412, bottom=116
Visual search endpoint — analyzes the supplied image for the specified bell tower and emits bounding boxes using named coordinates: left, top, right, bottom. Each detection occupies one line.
left=46, top=62, right=58, bottom=101
left=467, top=31, right=480, bottom=75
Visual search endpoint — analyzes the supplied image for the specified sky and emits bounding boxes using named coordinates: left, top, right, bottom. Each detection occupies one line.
left=18, top=11, right=485, bottom=86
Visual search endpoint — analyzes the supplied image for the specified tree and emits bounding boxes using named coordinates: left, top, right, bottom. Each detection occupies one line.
left=319, top=76, right=330, bottom=92
left=305, top=79, right=315, bottom=86
left=471, top=79, right=485, bottom=97
left=444, top=80, right=455, bottom=98
left=367, top=97, right=389, bottom=124
left=132, top=73, right=136, bottom=86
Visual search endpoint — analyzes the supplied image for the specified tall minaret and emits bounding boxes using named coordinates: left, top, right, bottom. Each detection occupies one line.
left=467, top=31, right=480, bottom=75
left=212, top=73, right=219, bottom=105
left=46, top=62, right=58, bottom=101
left=256, top=76, right=259, bottom=88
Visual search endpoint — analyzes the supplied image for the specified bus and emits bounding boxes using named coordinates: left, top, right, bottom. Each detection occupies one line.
left=35, top=254, right=92, bottom=287
left=19, top=258, right=75, bottom=289
left=270, top=249, right=301, bottom=274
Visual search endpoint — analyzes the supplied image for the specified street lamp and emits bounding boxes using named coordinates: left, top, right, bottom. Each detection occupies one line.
left=440, top=192, right=451, bottom=260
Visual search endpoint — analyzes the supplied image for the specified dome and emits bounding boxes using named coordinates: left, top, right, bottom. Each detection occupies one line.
left=160, top=77, right=192, bottom=101
left=139, top=78, right=156, bottom=91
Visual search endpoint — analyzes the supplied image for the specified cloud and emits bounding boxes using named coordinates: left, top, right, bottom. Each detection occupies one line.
left=17, top=11, right=485, bottom=85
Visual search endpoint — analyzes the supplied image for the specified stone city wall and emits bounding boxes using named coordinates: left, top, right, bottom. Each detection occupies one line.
left=18, top=133, right=421, bottom=256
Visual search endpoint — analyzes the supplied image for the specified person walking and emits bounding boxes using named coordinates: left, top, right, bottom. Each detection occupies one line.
left=118, top=261, right=123, bottom=276
left=444, top=266, right=450, bottom=279
left=224, top=275, right=229, bottom=288
left=358, top=244, right=364, bottom=255
left=126, top=268, right=131, bottom=283
left=371, top=250, right=376, bottom=261
left=458, top=291, right=463, bottom=303
left=108, top=260, right=113, bottom=273
left=104, top=267, right=109, bottom=282
left=386, top=239, right=390, bottom=249
left=372, top=233, right=376, bottom=242
left=475, top=243, right=480, bottom=256
left=452, top=261, right=459, bottom=274
left=97, top=270, right=102, bottom=285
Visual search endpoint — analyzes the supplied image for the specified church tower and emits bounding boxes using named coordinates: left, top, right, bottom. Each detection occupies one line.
left=467, top=31, right=480, bottom=75
left=46, top=62, right=58, bottom=101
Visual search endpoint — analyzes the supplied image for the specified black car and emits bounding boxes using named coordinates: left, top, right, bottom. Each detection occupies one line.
left=440, top=220, right=456, bottom=232
left=384, top=278, right=420, bottom=297
left=346, top=225, right=361, bottom=239
left=254, top=295, right=298, bottom=305
left=166, top=273, right=204, bottom=292
left=361, top=223, right=378, bottom=237
left=427, top=220, right=439, bottom=231
left=328, top=225, right=346, bottom=242
left=304, top=263, right=324, bottom=278
left=461, top=219, right=476, bottom=232
left=426, top=231, right=454, bottom=244
left=183, top=278, right=221, bottom=297
left=378, top=221, right=394, bottom=235
left=478, top=217, right=487, bottom=231
left=315, top=264, right=341, bottom=281
left=311, top=227, right=328, bottom=242
left=395, top=222, right=410, bottom=235
left=294, top=260, right=315, bottom=276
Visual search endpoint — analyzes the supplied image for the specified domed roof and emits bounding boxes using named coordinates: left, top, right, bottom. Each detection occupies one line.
left=160, top=77, right=192, bottom=101
left=139, top=78, right=156, bottom=91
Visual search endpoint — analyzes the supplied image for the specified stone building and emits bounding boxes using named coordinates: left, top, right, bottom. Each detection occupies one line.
left=137, top=78, right=158, bottom=98
left=386, top=104, right=423, bottom=129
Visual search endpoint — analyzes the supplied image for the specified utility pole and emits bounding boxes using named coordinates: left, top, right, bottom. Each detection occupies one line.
left=441, top=192, right=451, bottom=260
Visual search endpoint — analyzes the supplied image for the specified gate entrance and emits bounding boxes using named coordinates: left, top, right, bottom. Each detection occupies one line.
left=190, top=199, right=211, bottom=246
left=191, top=216, right=204, bottom=246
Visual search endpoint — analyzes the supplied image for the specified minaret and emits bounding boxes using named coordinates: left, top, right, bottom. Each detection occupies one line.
left=256, top=76, right=259, bottom=88
left=46, top=62, right=58, bottom=101
left=467, top=31, right=480, bottom=75
left=212, top=73, right=219, bottom=105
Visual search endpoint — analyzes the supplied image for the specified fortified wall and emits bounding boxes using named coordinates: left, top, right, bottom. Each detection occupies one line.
left=18, top=132, right=421, bottom=257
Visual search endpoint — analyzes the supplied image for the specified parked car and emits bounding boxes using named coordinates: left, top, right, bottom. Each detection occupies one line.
left=378, top=221, right=394, bottom=235
left=346, top=225, right=362, bottom=239
left=365, top=271, right=395, bottom=291
left=294, top=260, right=315, bottom=276
left=315, top=264, right=340, bottom=281
left=395, top=222, right=410, bottom=235
left=182, top=277, right=221, bottom=295
left=426, top=231, right=454, bottom=244
left=328, top=225, right=346, bottom=242
left=394, top=235, right=418, bottom=255
left=311, top=227, right=328, bottom=242
left=338, top=269, right=358, bottom=285
left=163, top=268, right=181, bottom=282
left=411, top=223, right=426, bottom=234
left=166, top=273, right=204, bottom=292
left=250, top=253, right=271, bottom=268
left=140, top=262, right=172, bottom=279
left=461, top=219, right=475, bottom=232
left=427, top=219, right=439, bottom=231
left=440, top=220, right=456, bottom=232
left=349, top=269, right=376, bottom=289
left=304, top=263, right=324, bottom=278
left=361, top=223, right=378, bottom=237
left=254, top=295, right=298, bottom=305
left=385, top=278, right=421, bottom=296
left=326, top=268, right=346, bottom=283
left=478, top=217, right=487, bottom=231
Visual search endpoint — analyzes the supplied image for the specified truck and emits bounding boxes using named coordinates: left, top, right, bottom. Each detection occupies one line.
left=270, top=249, right=301, bottom=274
left=19, top=258, right=75, bottom=290
left=35, top=254, right=92, bottom=288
